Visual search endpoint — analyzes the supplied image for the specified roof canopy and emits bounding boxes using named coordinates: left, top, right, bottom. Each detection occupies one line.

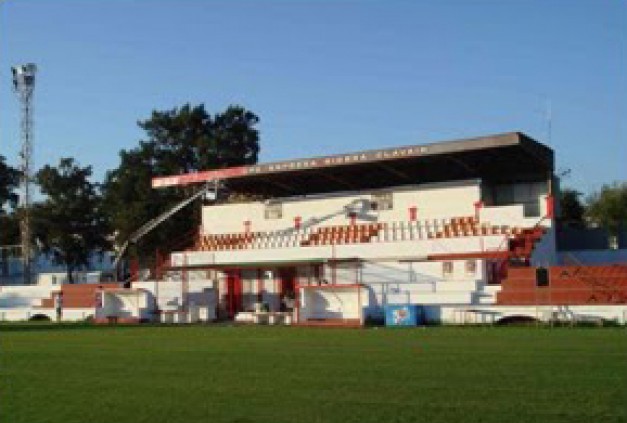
left=152, top=132, right=553, bottom=196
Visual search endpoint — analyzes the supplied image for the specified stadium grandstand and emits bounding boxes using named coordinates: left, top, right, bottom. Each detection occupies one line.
left=2, top=132, right=626, bottom=325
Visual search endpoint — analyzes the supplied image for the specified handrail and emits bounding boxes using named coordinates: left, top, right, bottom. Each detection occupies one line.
left=563, top=253, right=612, bottom=289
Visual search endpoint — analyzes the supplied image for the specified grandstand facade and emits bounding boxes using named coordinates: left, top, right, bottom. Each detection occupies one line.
left=2, top=132, right=626, bottom=325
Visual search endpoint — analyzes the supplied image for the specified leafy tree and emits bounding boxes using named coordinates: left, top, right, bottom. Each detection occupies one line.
left=0, top=155, right=19, bottom=215
left=33, top=158, right=109, bottom=283
left=103, top=103, right=260, bottom=261
left=559, top=188, right=585, bottom=227
left=585, top=182, right=627, bottom=235
left=0, top=213, right=20, bottom=246
left=0, top=156, right=20, bottom=251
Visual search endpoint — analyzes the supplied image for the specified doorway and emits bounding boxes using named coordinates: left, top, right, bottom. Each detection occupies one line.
left=226, top=270, right=242, bottom=318
left=278, top=267, right=297, bottom=311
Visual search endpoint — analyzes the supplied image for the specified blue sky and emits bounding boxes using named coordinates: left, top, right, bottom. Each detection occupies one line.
left=0, top=0, right=625, bottom=194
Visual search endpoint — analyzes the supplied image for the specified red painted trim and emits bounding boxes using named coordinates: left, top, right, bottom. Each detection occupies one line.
left=297, top=283, right=364, bottom=289
left=295, top=320, right=362, bottom=328
left=268, top=270, right=275, bottom=311
left=428, top=251, right=509, bottom=261
left=152, top=166, right=247, bottom=188
left=294, top=216, right=302, bottom=230
left=226, top=270, right=242, bottom=318
left=545, top=195, right=554, bottom=219
left=256, top=269, right=263, bottom=302
left=409, top=206, right=417, bottom=221
left=314, top=264, right=321, bottom=286
left=474, top=201, right=483, bottom=222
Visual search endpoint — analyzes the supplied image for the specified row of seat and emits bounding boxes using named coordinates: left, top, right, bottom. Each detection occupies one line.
left=301, top=223, right=383, bottom=246
left=497, top=265, right=627, bottom=305
left=196, top=232, right=262, bottom=250
left=38, top=283, right=121, bottom=309
left=193, top=217, right=533, bottom=252
left=315, top=223, right=384, bottom=236
left=432, top=216, right=525, bottom=239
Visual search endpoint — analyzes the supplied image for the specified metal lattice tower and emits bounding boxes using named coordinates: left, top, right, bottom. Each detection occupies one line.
left=11, top=63, right=36, bottom=285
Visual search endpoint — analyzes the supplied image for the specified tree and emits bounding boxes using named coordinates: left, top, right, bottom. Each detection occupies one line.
left=103, top=103, right=260, bottom=261
left=0, top=155, right=19, bottom=215
left=33, top=158, right=109, bottom=283
left=0, top=213, right=20, bottom=246
left=0, top=155, right=20, bottom=249
left=585, top=182, right=627, bottom=235
left=559, top=188, right=585, bottom=227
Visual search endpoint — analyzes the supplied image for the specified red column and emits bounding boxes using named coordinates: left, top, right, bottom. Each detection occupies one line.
left=409, top=206, right=417, bottom=221
left=545, top=195, right=554, bottom=219
left=294, top=216, right=302, bottom=230
left=256, top=269, right=263, bottom=302
left=473, top=201, right=483, bottom=222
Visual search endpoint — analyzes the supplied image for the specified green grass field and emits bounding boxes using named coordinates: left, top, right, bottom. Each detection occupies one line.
left=1, top=324, right=626, bottom=423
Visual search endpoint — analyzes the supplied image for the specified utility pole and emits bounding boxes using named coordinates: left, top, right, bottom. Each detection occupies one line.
left=545, top=98, right=552, bottom=146
left=11, top=63, right=36, bottom=284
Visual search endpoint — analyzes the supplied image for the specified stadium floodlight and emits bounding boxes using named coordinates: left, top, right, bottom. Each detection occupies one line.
left=12, top=62, right=37, bottom=285
left=11, top=63, right=36, bottom=95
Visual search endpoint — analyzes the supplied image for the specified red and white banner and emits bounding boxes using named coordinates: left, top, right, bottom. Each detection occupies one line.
left=151, top=143, right=433, bottom=188
left=152, top=166, right=247, bottom=188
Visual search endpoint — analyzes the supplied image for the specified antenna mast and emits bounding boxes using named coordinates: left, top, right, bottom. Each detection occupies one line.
left=11, top=63, right=36, bottom=285
left=545, top=98, right=552, bottom=146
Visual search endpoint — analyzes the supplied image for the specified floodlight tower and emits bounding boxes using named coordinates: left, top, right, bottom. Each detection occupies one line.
left=11, top=63, right=37, bottom=284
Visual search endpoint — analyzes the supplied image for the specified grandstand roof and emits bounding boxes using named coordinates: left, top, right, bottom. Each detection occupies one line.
left=152, top=132, right=553, bottom=196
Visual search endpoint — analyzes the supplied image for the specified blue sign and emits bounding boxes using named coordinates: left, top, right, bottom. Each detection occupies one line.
left=384, top=304, right=422, bottom=326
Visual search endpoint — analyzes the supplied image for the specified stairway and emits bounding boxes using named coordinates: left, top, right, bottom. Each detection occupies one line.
left=508, top=227, right=546, bottom=264
left=39, top=283, right=121, bottom=309
left=497, top=265, right=627, bottom=305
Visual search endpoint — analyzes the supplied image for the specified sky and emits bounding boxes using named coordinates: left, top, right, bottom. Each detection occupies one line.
left=0, top=0, right=625, bottom=194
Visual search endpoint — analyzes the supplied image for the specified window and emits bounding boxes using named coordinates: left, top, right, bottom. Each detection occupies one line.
left=442, top=261, right=454, bottom=278
left=372, top=192, right=393, bottom=211
left=523, top=201, right=540, bottom=218
left=465, top=260, right=476, bottom=275
left=264, top=202, right=283, bottom=219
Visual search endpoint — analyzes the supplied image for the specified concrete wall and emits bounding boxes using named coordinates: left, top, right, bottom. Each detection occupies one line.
left=132, top=279, right=217, bottom=321
left=201, top=180, right=482, bottom=235
left=357, top=260, right=490, bottom=318
left=434, top=304, right=627, bottom=325
left=299, top=286, right=368, bottom=321
left=179, top=234, right=509, bottom=267
left=0, top=285, right=57, bottom=308
left=480, top=203, right=550, bottom=228
left=0, top=307, right=95, bottom=322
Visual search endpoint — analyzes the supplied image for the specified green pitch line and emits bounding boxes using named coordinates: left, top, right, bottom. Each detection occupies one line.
left=1, top=325, right=626, bottom=423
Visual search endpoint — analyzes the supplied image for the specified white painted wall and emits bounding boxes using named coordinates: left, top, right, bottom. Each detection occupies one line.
left=181, top=234, right=509, bottom=267
left=299, top=286, right=369, bottom=322
left=434, top=304, right=627, bottom=325
left=0, top=285, right=57, bottom=308
left=480, top=203, right=550, bottom=228
left=0, top=307, right=95, bottom=322
left=201, top=180, right=482, bottom=235
left=132, top=279, right=217, bottom=321
left=101, top=291, right=151, bottom=320
left=357, top=260, right=489, bottom=318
